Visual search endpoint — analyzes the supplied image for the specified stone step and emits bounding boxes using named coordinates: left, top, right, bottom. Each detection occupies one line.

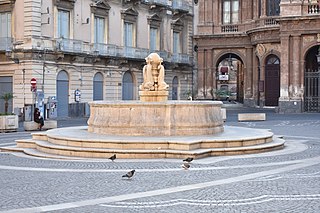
left=39, top=126, right=274, bottom=151
left=12, top=137, right=284, bottom=159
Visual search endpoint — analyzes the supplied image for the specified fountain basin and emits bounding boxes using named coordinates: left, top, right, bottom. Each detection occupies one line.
left=87, top=101, right=224, bottom=136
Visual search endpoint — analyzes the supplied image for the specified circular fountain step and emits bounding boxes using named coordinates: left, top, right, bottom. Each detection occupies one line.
left=12, top=126, right=284, bottom=159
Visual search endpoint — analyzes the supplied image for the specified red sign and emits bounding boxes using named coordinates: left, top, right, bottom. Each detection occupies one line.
left=30, top=78, right=37, bottom=86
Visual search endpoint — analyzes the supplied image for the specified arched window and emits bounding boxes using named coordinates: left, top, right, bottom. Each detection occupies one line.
left=93, top=72, right=103, bottom=100
left=56, top=70, right=69, bottom=117
left=122, top=71, right=134, bottom=100
left=172, top=76, right=178, bottom=100
left=267, top=0, right=280, bottom=16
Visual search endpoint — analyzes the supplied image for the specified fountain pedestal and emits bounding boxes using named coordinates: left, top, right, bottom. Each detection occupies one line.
left=139, top=91, right=168, bottom=102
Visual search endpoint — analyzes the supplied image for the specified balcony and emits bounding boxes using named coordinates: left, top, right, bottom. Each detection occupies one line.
left=221, top=24, right=239, bottom=33
left=172, top=0, right=189, bottom=12
left=57, top=38, right=82, bottom=53
left=0, top=37, right=13, bottom=51
left=122, top=46, right=149, bottom=59
left=93, top=43, right=118, bottom=57
left=171, top=53, right=190, bottom=64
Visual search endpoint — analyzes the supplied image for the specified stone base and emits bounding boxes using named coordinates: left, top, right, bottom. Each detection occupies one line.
left=238, top=113, right=266, bottom=121
left=278, top=100, right=302, bottom=114
left=24, top=120, right=57, bottom=131
left=139, top=90, right=168, bottom=102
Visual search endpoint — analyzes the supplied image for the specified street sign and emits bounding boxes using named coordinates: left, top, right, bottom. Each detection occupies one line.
left=30, top=78, right=37, bottom=86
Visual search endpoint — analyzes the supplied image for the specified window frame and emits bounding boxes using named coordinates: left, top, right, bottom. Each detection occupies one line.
left=57, top=9, right=70, bottom=39
left=266, top=0, right=280, bottom=16
left=222, top=0, right=239, bottom=25
left=0, top=12, right=11, bottom=38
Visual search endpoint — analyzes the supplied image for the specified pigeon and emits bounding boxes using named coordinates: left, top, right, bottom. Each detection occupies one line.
left=122, top=170, right=135, bottom=178
left=183, top=157, right=194, bottom=163
left=181, top=163, right=190, bottom=170
left=109, top=154, right=116, bottom=162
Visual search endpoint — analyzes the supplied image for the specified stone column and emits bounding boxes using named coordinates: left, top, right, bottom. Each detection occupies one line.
left=244, top=47, right=254, bottom=106
left=291, top=35, right=301, bottom=98
left=280, top=35, right=290, bottom=100
left=197, top=49, right=205, bottom=99
left=205, top=49, right=213, bottom=99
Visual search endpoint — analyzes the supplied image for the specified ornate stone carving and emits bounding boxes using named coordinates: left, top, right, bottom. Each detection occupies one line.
left=139, top=53, right=169, bottom=91
left=256, top=44, right=266, bottom=58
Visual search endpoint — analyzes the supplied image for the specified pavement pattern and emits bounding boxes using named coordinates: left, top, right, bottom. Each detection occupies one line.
left=0, top=109, right=319, bottom=213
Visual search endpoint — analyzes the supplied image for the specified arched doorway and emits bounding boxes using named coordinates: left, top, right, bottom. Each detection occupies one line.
left=172, top=76, right=178, bottom=100
left=265, top=55, right=280, bottom=106
left=93, top=72, right=103, bottom=101
left=122, top=71, right=134, bottom=100
left=216, top=53, right=244, bottom=102
left=56, top=70, right=69, bottom=117
left=304, top=46, right=320, bottom=112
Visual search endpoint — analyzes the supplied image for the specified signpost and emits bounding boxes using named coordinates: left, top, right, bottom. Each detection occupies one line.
left=30, top=78, right=37, bottom=92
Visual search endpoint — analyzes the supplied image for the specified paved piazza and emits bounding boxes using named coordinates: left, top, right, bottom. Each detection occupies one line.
left=0, top=110, right=319, bottom=212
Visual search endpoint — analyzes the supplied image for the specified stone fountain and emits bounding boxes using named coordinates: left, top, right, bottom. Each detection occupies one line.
left=6, top=53, right=284, bottom=159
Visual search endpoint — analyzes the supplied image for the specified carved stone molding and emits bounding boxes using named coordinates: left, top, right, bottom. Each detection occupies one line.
left=147, top=14, right=162, bottom=27
left=53, top=0, right=75, bottom=9
left=171, top=19, right=184, bottom=31
left=121, top=7, right=138, bottom=22
left=91, top=1, right=111, bottom=16
left=256, top=44, right=266, bottom=58
left=0, top=0, right=15, bottom=12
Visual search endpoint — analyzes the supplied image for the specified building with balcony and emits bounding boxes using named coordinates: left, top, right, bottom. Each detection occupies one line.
left=0, top=0, right=195, bottom=118
left=194, top=0, right=320, bottom=113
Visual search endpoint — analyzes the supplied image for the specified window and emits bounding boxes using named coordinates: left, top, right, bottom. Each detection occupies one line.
left=121, top=8, right=138, bottom=48
left=94, top=16, right=105, bottom=43
left=267, top=0, right=280, bottom=16
left=58, top=10, right=70, bottom=38
left=150, top=27, right=159, bottom=51
left=148, top=14, right=162, bottom=51
left=173, top=31, right=181, bottom=54
left=0, top=12, right=11, bottom=37
left=222, top=0, right=239, bottom=24
left=124, top=22, right=134, bottom=47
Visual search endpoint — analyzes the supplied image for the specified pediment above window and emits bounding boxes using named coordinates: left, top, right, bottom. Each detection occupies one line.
left=121, top=7, right=138, bottom=22
left=148, top=14, right=162, bottom=27
left=0, top=0, right=16, bottom=12
left=91, top=1, right=110, bottom=16
left=54, top=0, right=75, bottom=9
left=171, top=19, right=184, bottom=31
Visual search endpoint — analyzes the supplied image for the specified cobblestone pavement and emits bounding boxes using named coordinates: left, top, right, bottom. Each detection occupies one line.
left=0, top=109, right=319, bottom=213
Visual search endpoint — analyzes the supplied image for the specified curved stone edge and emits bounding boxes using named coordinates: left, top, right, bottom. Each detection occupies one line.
left=7, top=137, right=285, bottom=160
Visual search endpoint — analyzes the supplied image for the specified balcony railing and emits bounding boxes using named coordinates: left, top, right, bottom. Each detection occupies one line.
left=308, top=2, right=320, bottom=14
left=122, top=46, right=149, bottom=59
left=171, top=53, right=190, bottom=64
left=57, top=38, right=83, bottom=53
left=264, top=18, right=279, bottom=26
left=0, top=37, right=13, bottom=51
left=221, top=24, right=239, bottom=33
left=172, top=0, right=189, bottom=12
left=93, top=43, right=118, bottom=57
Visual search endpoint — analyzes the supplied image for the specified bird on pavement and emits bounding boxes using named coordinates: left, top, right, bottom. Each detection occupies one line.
left=181, top=163, right=190, bottom=170
left=122, top=170, right=135, bottom=179
left=183, top=157, right=194, bottom=163
left=109, top=154, right=116, bottom=162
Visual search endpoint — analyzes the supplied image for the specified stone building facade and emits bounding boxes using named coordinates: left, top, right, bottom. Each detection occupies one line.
left=194, top=0, right=320, bottom=113
left=0, top=0, right=195, bottom=118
